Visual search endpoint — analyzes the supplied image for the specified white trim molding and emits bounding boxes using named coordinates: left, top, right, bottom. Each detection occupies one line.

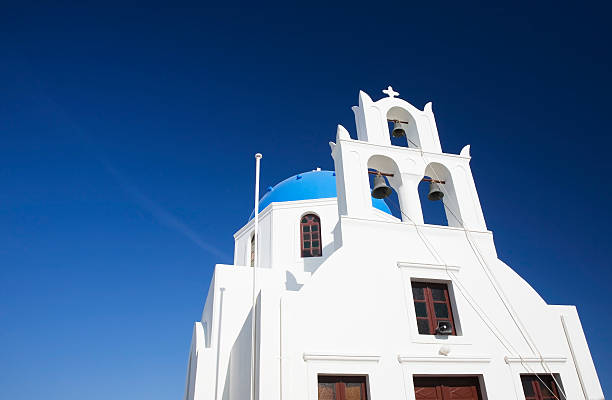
left=303, top=353, right=381, bottom=362
left=504, top=356, right=567, bottom=364
left=397, top=261, right=461, bottom=272
left=398, top=355, right=491, bottom=363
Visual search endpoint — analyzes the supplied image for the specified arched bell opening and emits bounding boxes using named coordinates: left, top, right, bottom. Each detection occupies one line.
left=386, top=106, right=420, bottom=149
left=367, top=168, right=401, bottom=219
left=367, top=155, right=403, bottom=220
left=419, top=163, right=463, bottom=228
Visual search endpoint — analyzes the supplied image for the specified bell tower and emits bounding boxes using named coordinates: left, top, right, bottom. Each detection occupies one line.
left=331, top=87, right=487, bottom=231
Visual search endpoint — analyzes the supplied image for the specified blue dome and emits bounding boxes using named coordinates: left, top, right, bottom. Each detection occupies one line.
left=249, top=169, right=392, bottom=219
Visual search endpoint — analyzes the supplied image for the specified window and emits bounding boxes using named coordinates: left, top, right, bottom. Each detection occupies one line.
left=301, top=214, right=321, bottom=257
left=318, top=375, right=368, bottom=400
left=412, top=282, right=456, bottom=335
left=250, top=234, right=255, bottom=267
left=521, top=375, right=563, bottom=400
left=414, top=376, right=482, bottom=400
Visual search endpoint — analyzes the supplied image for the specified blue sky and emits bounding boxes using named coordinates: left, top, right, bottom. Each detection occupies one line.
left=1, top=2, right=610, bottom=398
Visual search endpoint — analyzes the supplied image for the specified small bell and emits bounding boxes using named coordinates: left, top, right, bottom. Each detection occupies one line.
left=427, top=181, right=444, bottom=201
left=392, top=121, right=407, bottom=138
left=371, top=174, right=392, bottom=199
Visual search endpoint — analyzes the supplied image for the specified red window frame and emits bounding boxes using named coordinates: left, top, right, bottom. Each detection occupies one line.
left=301, top=214, right=322, bottom=257
left=318, top=375, right=368, bottom=400
left=521, top=374, right=562, bottom=400
left=411, top=281, right=456, bottom=335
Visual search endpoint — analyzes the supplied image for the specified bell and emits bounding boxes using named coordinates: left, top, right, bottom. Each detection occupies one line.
left=392, top=121, right=407, bottom=138
left=427, top=181, right=444, bottom=201
left=371, top=174, right=392, bottom=199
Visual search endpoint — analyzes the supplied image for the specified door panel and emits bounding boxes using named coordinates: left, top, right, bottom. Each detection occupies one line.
left=344, top=382, right=365, bottom=400
left=414, top=377, right=482, bottom=400
left=444, top=385, right=478, bottom=400
left=414, top=386, right=443, bottom=399
left=318, top=382, right=336, bottom=400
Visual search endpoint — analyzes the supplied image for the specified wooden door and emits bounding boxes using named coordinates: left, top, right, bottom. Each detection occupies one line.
left=318, top=375, right=368, bottom=400
left=414, top=377, right=482, bottom=400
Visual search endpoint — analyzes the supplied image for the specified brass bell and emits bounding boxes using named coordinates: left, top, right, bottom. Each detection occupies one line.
left=427, top=181, right=444, bottom=201
left=392, top=121, right=407, bottom=138
left=371, top=174, right=392, bottom=199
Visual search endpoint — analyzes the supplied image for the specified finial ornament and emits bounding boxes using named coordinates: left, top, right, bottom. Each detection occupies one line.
left=382, top=86, right=399, bottom=98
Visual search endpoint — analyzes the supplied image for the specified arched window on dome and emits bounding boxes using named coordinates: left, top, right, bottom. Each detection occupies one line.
left=300, top=214, right=321, bottom=258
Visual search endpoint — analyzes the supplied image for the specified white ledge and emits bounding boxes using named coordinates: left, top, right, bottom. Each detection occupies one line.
left=303, top=353, right=380, bottom=362
left=397, top=261, right=461, bottom=272
left=504, top=356, right=567, bottom=364
left=398, top=355, right=491, bottom=364
left=340, top=216, right=492, bottom=235
left=337, top=138, right=471, bottom=160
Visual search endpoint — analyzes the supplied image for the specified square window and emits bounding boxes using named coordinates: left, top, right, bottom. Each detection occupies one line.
left=520, top=375, right=562, bottom=400
left=411, top=282, right=456, bottom=336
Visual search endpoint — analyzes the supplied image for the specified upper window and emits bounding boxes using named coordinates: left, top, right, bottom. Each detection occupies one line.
left=412, top=282, right=456, bottom=335
left=301, top=214, right=321, bottom=258
left=318, top=375, right=368, bottom=400
left=521, top=375, right=563, bottom=400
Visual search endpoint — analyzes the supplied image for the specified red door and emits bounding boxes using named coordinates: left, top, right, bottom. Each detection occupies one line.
left=414, top=377, right=482, bottom=400
left=318, top=375, right=368, bottom=400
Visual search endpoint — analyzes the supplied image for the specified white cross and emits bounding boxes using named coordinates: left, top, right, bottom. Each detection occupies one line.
left=382, top=86, right=399, bottom=98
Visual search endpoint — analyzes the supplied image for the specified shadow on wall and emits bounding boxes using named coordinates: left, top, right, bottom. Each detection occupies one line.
left=226, top=293, right=261, bottom=400
left=286, top=241, right=336, bottom=291
left=221, top=362, right=230, bottom=400
left=303, top=241, right=335, bottom=274
left=285, top=271, right=303, bottom=291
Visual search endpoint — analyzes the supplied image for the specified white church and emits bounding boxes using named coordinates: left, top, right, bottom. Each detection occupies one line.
left=183, top=88, right=604, bottom=400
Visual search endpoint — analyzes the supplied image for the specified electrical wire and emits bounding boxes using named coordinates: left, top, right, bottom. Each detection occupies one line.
left=379, top=137, right=566, bottom=399
left=385, top=195, right=563, bottom=400
left=423, top=158, right=567, bottom=400
left=414, top=152, right=567, bottom=400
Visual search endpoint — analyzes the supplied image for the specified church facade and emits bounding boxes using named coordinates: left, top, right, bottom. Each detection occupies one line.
left=184, top=88, right=604, bottom=400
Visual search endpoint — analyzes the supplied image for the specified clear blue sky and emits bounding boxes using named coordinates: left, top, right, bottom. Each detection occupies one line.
left=1, top=2, right=610, bottom=398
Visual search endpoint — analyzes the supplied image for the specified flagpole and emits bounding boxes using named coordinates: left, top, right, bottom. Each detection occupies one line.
left=251, top=153, right=262, bottom=400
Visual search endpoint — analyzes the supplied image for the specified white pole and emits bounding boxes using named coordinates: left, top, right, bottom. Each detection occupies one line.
left=251, top=153, right=262, bottom=400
